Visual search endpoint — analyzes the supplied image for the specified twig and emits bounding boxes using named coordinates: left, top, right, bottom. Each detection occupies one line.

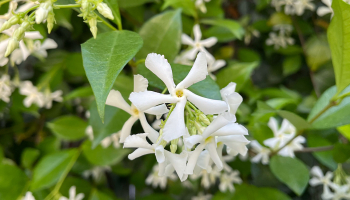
left=295, top=145, right=334, bottom=153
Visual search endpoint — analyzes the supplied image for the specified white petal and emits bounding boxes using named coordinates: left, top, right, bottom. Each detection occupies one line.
left=106, top=90, right=132, bottom=114
left=129, top=91, right=177, bottom=111
left=263, top=138, right=279, bottom=149
left=144, top=104, right=169, bottom=117
left=268, top=117, right=279, bottom=136
left=19, top=41, right=30, bottom=60
left=139, top=113, right=159, bottom=143
left=317, top=7, right=332, bottom=17
left=133, top=74, right=148, bottom=92
left=164, top=150, right=189, bottom=180
left=197, top=150, right=211, bottom=170
left=24, top=31, right=43, bottom=39
left=202, top=112, right=236, bottom=139
left=119, top=116, right=138, bottom=143
left=200, top=37, right=217, bottom=47
left=219, top=135, right=249, bottom=156
left=0, top=39, right=9, bottom=54
left=123, top=133, right=153, bottom=149
left=310, top=166, right=324, bottom=178
left=193, top=24, right=202, bottom=42
left=309, top=177, right=322, bottom=186
left=177, top=52, right=208, bottom=89
left=220, top=82, right=237, bottom=99
left=213, top=123, right=248, bottom=136
left=40, top=38, right=58, bottom=49
left=181, top=34, right=195, bottom=46
left=207, top=140, right=223, bottom=170
left=185, top=90, right=227, bottom=115
left=185, top=143, right=206, bottom=174
left=76, top=193, right=85, bottom=200
left=209, top=60, right=226, bottom=72
left=184, top=135, right=203, bottom=149
left=155, top=145, right=165, bottom=163
left=183, top=47, right=200, bottom=60
left=225, top=92, right=243, bottom=115
left=162, top=98, right=187, bottom=142
left=16, top=2, right=36, bottom=13
left=249, top=140, right=262, bottom=151
left=128, top=148, right=154, bottom=160
left=145, top=53, right=176, bottom=93
left=69, top=186, right=76, bottom=198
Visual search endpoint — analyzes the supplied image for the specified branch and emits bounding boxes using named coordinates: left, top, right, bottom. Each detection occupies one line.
left=295, top=145, right=334, bottom=153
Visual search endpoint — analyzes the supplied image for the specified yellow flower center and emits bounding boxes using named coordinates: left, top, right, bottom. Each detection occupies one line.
left=176, top=89, right=184, bottom=98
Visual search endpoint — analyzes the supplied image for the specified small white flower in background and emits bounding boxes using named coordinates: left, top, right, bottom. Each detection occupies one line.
left=278, top=133, right=305, bottom=158
left=250, top=140, right=271, bottom=165
left=273, top=24, right=293, bottom=35
left=96, top=2, right=114, bottom=20
left=19, top=81, right=45, bottom=108
left=219, top=170, right=242, bottom=193
left=82, top=166, right=111, bottom=182
left=43, top=90, right=63, bottom=109
left=294, top=0, right=315, bottom=16
left=101, top=132, right=121, bottom=149
left=0, top=74, right=13, bottom=103
left=22, top=192, right=35, bottom=200
left=323, top=185, right=350, bottom=200
left=191, top=166, right=220, bottom=189
left=195, top=0, right=211, bottom=13
left=266, top=24, right=294, bottom=49
left=145, top=165, right=176, bottom=189
left=181, top=24, right=217, bottom=61
left=174, top=51, right=194, bottom=66
left=35, top=1, right=53, bottom=24
left=272, top=0, right=315, bottom=16
left=106, top=74, right=169, bottom=143
left=85, top=125, right=94, bottom=141
left=31, top=39, right=58, bottom=59
left=309, top=166, right=337, bottom=199
left=317, top=0, right=333, bottom=18
left=192, top=192, right=212, bottom=200
left=207, top=58, right=226, bottom=80
left=271, top=0, right=283, bottom=11
left=58, top=186, right=84, bottom=200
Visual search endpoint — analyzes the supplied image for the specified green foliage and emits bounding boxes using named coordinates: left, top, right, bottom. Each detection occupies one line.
left=305, top=34, right=331, bottom=71
left=0, top=164, right=27, bottom=200
left=21, top=148, right=40, bottom=169
left=162, top=0, right=197, bottom=18
left=47, top=116, right=88, bottom=141
left=307, top=134, right=337, bottom=170
left=82, top=31, right=143, bottom=121
left=201, top=19, right=245, bottom=40
left=332, top=143, right=350, bottom=163
left=270, top=156, right=309, bottom=196
left=283, top=55, right=301, bottom=76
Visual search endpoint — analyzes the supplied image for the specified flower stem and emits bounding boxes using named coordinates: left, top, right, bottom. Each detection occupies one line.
left=97, top=14, right=117, bottom=31
left=55, top=4, right=81, bottom=8
left=161, top=88, right=168, bottom=94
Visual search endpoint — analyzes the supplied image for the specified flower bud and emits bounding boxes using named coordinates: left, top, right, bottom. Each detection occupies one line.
left=197, top=110, right=211, bottom=126
left=88, top=17, right=97, bottom=39
left=36, top=2, right=53, bottom=24
left=207, top=114, right=214, bottom=122
left=160, top=140, right=167, bottom=147
left=97, top=2, right=114, bottom=20
left=0, top=15, right=20, bottom=32
left=5, top=38, right=19, bottom=57
left=47, top=11, right=55, bottom=33
left=170, top=144, right=177, bottom=153
left=81, top=0, right=90, bottom=11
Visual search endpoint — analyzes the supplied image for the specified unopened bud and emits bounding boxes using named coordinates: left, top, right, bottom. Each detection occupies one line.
left=197, top=111, right=210, bottom=126
left=47, top=11, right=55, bottom=33
left=207, top=114, right=214, bottom=122
left=88, top=17, right=97, bottom=38
left=81, top=0, right=90, bottom=11
left=160, top=140, right=167, bottom=147
left=5, top=38, right=19, bottom=57
left=170, top=144, right=177, bottom=153
left=0, top=15, right=20, bottom=32
left=36, top=2, right=53, bottom=24
left=97, top=2, right=114, bottom=20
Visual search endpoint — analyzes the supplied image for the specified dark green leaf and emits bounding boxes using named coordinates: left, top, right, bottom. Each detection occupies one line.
left=283, top=55, right=301, bottom=76
left=307, top=134, right=337, bottom=170
left=332, top=143, right=350, bottom=163
left=47, top=116, right=88, bottom=141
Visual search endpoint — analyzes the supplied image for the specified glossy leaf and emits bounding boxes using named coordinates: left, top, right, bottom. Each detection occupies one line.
left=270, top=156, right=309, bottom=196
left=136, top=10, right=182, bottom=62
left=0, top=164, right=27, bottom=200
left=337, top=124, right=350, bottom=141
left=21, top=148, right=40, bottom=169
left=47, top=116, right=88, bottom=141
left=201, top=19, right=245, bottom=40
left=82, top=31, right=143, bottom=121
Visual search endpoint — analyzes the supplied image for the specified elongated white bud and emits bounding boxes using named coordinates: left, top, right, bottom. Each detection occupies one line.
left=88, top=17, right=97, bottom=38
left=0, top=15, right=20, bottom=32
left=5, top=21, right=31, bottom=57
left=97, top=2, right=114, bottom=20
left=36, top=2, right=53, bottom=24
left=4, top=38, right=19, bottom=57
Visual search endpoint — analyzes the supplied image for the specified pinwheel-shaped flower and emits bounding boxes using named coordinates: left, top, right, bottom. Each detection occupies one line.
left=106, top=74, right=169, bottom=142
left=250, top=140, right=271, bottom=165
left=309, top=166, right=337, bottom=199
left=59, top=186, right=84, bottom=200
left=129, top=53, right=228, bottom=142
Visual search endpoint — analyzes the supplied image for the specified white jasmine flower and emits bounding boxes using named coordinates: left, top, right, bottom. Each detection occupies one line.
left=97, top=2, right=114, bottom=20
left=317, top=0, right=333, bottom=18
left=146, top=164, right=177, bottom=189
left=85, top=125, right=94, bottom=141
left=273, top=24, right=293, bottom=35
left=250, top=140, right=271, bottom=165
left=82, top=166, right=111, bottom=182
left=106, top=74, right=169, bottom=143
left=181, top=25, right=217, bottom=60
left=35, top=1, right=53, bottom=24
left=219, top=171, right=242, bottom=193
left=323, top=185, right=350, bottom=200
left=263, top=117, right=296, bottom=150
left=0, top=74, right=13, bottom=103
left=266, top=32, right=294, bottom=49
left=309, top=166, right=336, bottom=199
left=271, top=0, right=283, bottom=11
left=31, top=39, right=58, bottom=58
left=22, top=192, right=35, bottom=200
left=101, top=132, right=121, bottom=149
left=220, top=82, right=243, bottom=115
left=282, top=0, right=297, bottom=15
left=207, top=58, right=226, bottom=80
left=192, top=192, right=212, bottom=200
left=294, top=0, right=315, bottom=16
left=19, top=81, right=45, bottom=108
left=195, top=0, right=211, bottom=13
left=58, top=186, right=84, bottom=200
left=278, top=133, right=305, bottom=157
left=43, top=90, right=63, bottom=109
left=129, top=53, right=229, bottom=142
left=174, top=50, right=194, bottom=66
left=191, top=165, right=220, bottom=189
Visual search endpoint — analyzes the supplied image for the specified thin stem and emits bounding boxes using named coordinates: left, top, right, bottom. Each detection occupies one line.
left=187, top=101, right=199, bottom=112
left=308, top=100, right=337, bottom=124
left=22, top=5, right=39, bottom=15
left=185, top=104, right=194, bottom=118
left=55, top=4, right=81, bottom=8
left=294, top=145, right=333, bottom=153
left=161, top=88, right=168, bottom=94
left=334, top=91, right=350, bottom=101
left=97, top=15, right=117, bottom=31
left=135, top=59, right=145, bottom=66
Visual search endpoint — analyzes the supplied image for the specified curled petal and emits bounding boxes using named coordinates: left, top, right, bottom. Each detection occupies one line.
left=213, top=123, right=248, bottom=136
left=197, top=150, right=211, bottom=170
left=123, top=133, right=153, bottom=149
left=177, top=52, right=208, bottom=89
left=185, top=143, right=206, bottom=175
left=144, top=104, right=169, bottom=118
left=106, top=90, right=132, bottom=114
left=164, top=150, right=189, bottom=181
left=139, top=113, right=159, bottom=143
left=185, top=90, right=227, bottom=115
left=155, top=145, right=165, bottom=163
left=133, top=74, right=148, bottom=92
left=145, top=53, right=176, bottom=93
left=202, top=112, right=236, bottom=139
left=220, top=82, right=237, bottom=100
left=129, top=91, right=177, bottom=111
left=119, top=116, right=139, bottom=143
left=162, top=98, right=187, bottom=142
left=184, top=135, right=203, bottom=149
left=207, top=140, right=223, bottom=170
left=128, top=148, right=154, bottom=160
left=224, top=92, right=243, bottom=115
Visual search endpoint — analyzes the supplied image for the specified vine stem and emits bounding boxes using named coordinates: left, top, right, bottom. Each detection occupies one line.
left=55, top=4, right=81, bottom=8
left=97, top=14, right=117, bottom=31
left=294, top=145, right=334, bottom=153
left=44, top=148, right=81, bottom=200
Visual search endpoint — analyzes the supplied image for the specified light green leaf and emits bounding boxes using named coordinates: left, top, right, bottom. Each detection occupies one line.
left=266, top=98, right=297, bottom=110
left=81, top=31, right=143, bottom=121
left=0, top=163, right=27, bottom=200
left=138, top=63, right=222, bottom=100
left=337, top=124, right=350, bottom=141
left=216, top=61, right=259, bottom=92
left=328, top=0, right=350, bottom=94
left=283, top=55, right=301, bottom=76
left=47, top=116, right=88, bottom=141
left=270, top=156, right=309, bottom=196
left=89, top=189, right=117, bottom=200
left=307, top=134, right=337, bottom=170
left=308, top=85, right=350, bottom=129
left=21, top=148, right=40, bottom=169
left=267, top=12, right=292, bottom=26
left=82, top=140, right=130, bottom=166
left=276, top=110, right=311, bottom=131
left=162, top=0, right=197, bottom=17
left=136, top=10, right=182, bottom=62
left=203, top=26, right=236, bottom=42
left=89, top=102, right=130, bottom=148
left=305, top=34, right=331, bottom=71
left=31, top=149, right=79, bottom=191
left=64, top=86, right=93, bottom=101
left=201, top=19, right=245, bottom=40
left=60, top=177, right=92, bottom=198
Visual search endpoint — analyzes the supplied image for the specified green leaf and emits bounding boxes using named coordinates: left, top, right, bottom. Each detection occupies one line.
left=138, top=63, right=222, bottom=100
left=31, top=149, right=79, bottom=191
left=82, top=31, right=143, bottom=121
left=337, top=124, right=350, bottom=141
left=47, top=116, right=88, bottom=141
left=308, top=85, right=350, bottom=129
left=89, top=189, right=117, bottom=200
left=21, top=148, right=40, bottom=169
left=89, top=102, right=130, bottom=148
left=283, top=55, right=301, bottom=76
left=276, top=110, right=311, bottom=131
left=267, top=12, right=292, bottom=26
left=162, top=0, right=197, bottom=17
left=332, top=143, right=350, bottom=163
left=203, top=26, right=236, bottom=42
left=104, top=0, right=122, bottom=29
left=212, top=184, right=291, bottom=200
left=118, top=0, right=155, bottom=8
left=327, top=0, right=350, bottom=94
left=307, top=134, right=337, bottom=170
left=60, top=177, right=92, bottom=198
left=82, top=140, right=130, bottom=166
left=201, top=19, right=245, bottom=40
left=136, top=10, right=182, bottom=62
left=0, top=163, right=27, bottom=200
left=0, top=147, right=3, bottom=163
left=216, top=61, right=259, bottom=92
left=64, top=86, right=93, bottom=101
left=270, top=156, right=309, bottom=196
left=305, top=34, right=331, bottom=71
